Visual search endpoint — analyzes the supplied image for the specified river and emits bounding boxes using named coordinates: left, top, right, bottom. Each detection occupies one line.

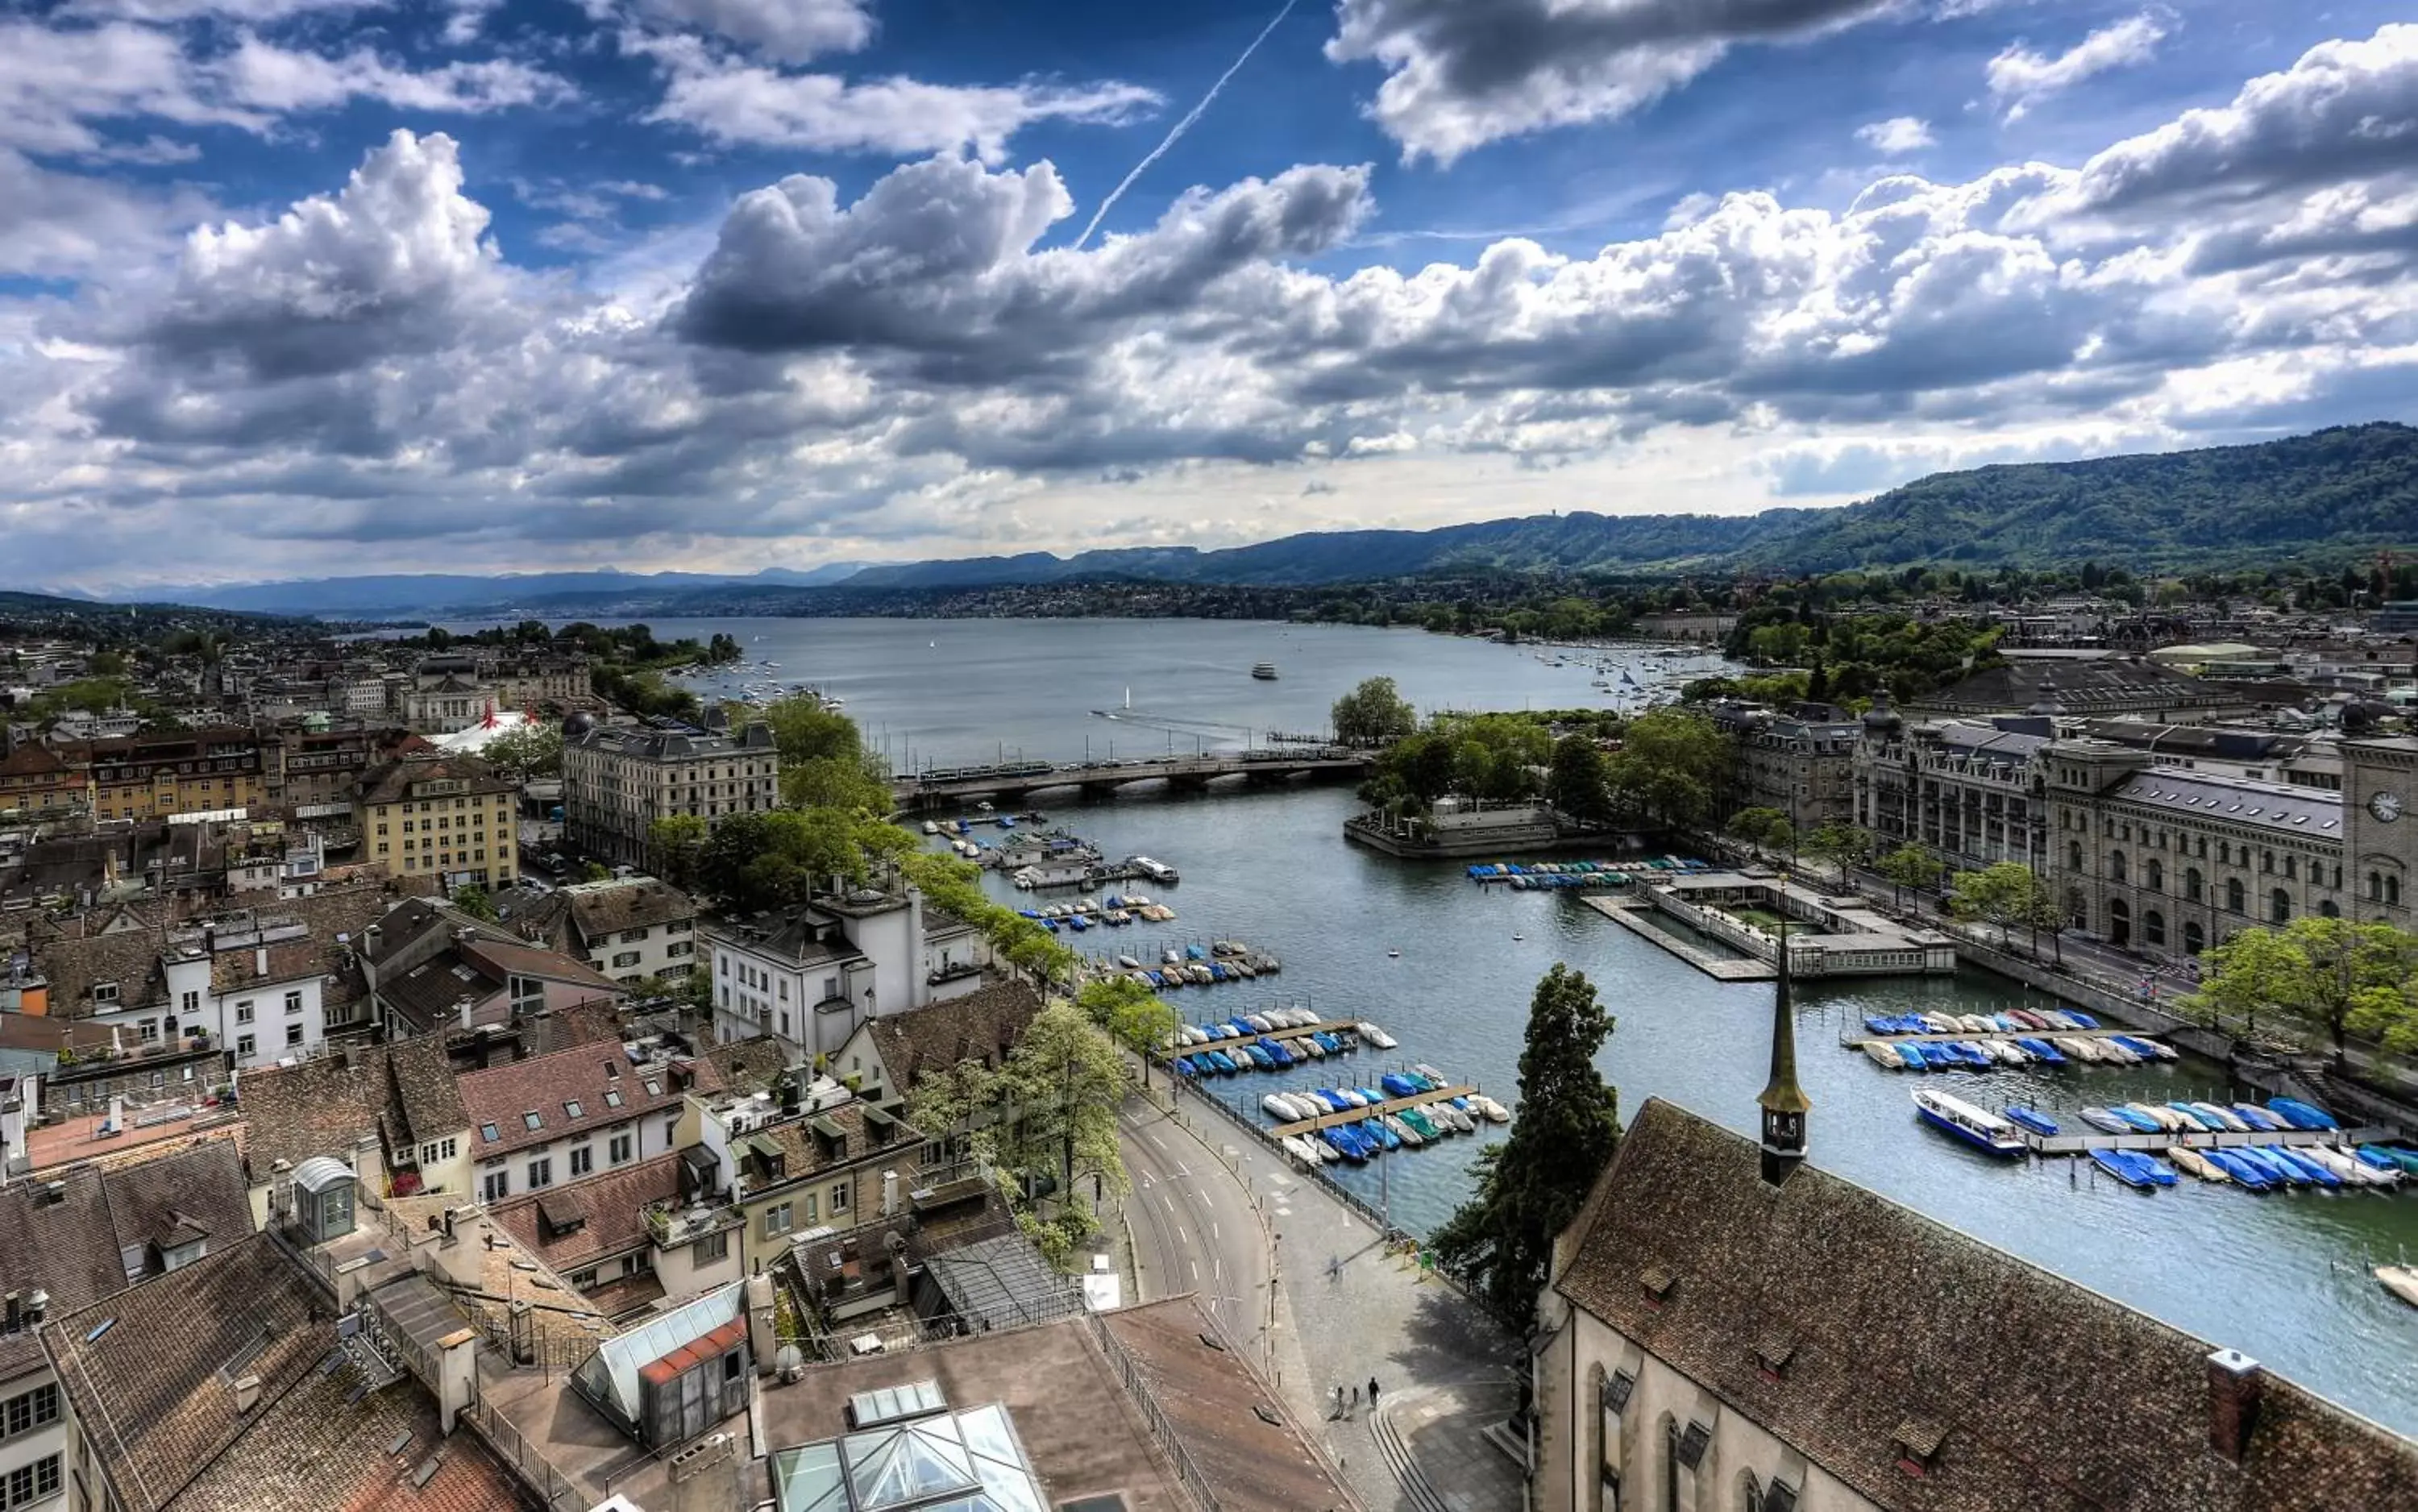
left=475, top=615, right=2418, bottom=1434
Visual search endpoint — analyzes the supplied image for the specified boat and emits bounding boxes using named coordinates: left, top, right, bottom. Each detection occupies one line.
left=1911, top=1089, right=2026, bottom=1156
left=1321, top=1129, right=1366, bottom=1163
left=2128, top=1103, right=2187, bottom=1133
left=2205, top=1150, right=2271, bottom=1190
left=1897, top=1043, right=1931, bottom=1071
left=2270, top=1098, right=2340, bottom=1132
left=1281, top=1135, right=1322, bottom=1165
left=2379, top=1266, right=2418, bottom=1308
left=1863, top=1041, right=1905, bottom=1070
left=2230, top=1103, right=2284, bottom=1132
left=2169, top=1147, right=2229, bottom=1183
left=2079, top=1107, right=2133, bottom=1135
left=1262, top=1093, right=1302, bottom=1120
left=2090, top=1149, right=2159, bottom=1189
left=2266, top=1146, right=2340, bottom=1187
left=1473, top=1095, right=1511, bottom=1123
left=1356, top=1023, right=1400, bottom=1050
left=2109, top=1107, right=2164, bottom=1134
left=2233, top=1148, right=2304, bottom=1186
left=2190, top=1102, right=2251, bottom=1132
left=1252, top=662, right=1278, bottom=680
left=2005, top=1107, right=2060, bottom=1138
left=1366, top=1118, right=1403, bottom=1152
left=2016, top=1037, right=2064, bottom=1063
left=2165, top=1103, right=2222, bottom=1132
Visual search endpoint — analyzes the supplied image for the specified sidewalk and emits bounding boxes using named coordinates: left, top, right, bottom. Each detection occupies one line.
left=1156, top=1087, right=1527, bottom=1512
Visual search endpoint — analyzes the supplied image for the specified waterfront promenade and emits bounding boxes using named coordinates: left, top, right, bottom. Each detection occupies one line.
left=1114, top=1077, right=1526, bottom=1512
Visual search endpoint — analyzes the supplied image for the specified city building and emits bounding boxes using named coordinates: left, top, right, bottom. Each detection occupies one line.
left=355, top=898, right=621, bottom=1038
left=829, top=979, right=1041, bottom=1104
left=517, top=874, right=701, bottom=983
left=560, top=721, right=779, bottom=866
left=704, top=887, right=962, bottom=1060
left=351, top=752, right=521, bottom=892
left=1709, top=700, right=1859, bottom=832
left=488, top=1152, right=745, bottom=1320
left=81, top=727, right=266, bottom=822
left=260, top=725, right=426, bottom=815
left=1905, top=658, right=2253, bottom=723
left=1853, top=698, right=2050, bottom=876
left=455, top=1037, right=718, bottom=1206
left=0, top=742, right=87, bottom=816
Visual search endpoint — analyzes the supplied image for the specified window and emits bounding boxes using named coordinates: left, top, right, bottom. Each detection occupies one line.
left=3, top=1453, right=61, bottom=1510
left=482, top=1170, right=508, bottom=1203
left=526, top=1157, right=553, bottom=1190
left=2184, top=920, right=2205, bottom=954
left=285, top=1022, right=304, bottom=1047
left=235, top=1000, right=255, bottom=1024
left=2271, top=889, right=2291, bottom=925
left=762, top=1202, right=794, bottom=1237
left=621, top=928, right=649, bottom=944
left=2108, top=850, right=2126, bottom=884
left=2226, top=878, right=2246, bottom=913
left=829, top=1181, right=850, bottom=1213
left=612, top=951, right=642, bottom=969
left=565, top=1099, right=584, bottom=1119
left=523, top=1111, right=543, bottom=1131
left=692, top=1231, right=730, bottom=1266
left=237, top=1033, right=255, bottom=1058
left=138, top=1020, right=160, bottom=1043
left=2067, top=840, right=2083, bottom=872
left=180, top=989, right=200, bottom=1013
left=610, top=1132, right=633, bottom=1165
left=2143, top=910, right=2166, bottom=948
left=480, top=1122, right=501, bottom=1143
left=2185, top=868, right=2204, bottom=902
left=2144, top=858, right=2162, bottom=892
left=570, top=1145, right=592, bottom=1178
left=422, top=1138, right=457, bottom=1164
left=664, top=1116, right=679, bottom=1148
left=2261, top=849, right=2275, bottom=874
left=2321, top=899, right=2341, bottom=918
left=285, top=990, right=304, bottom=1016
left=93, top=982, right=118, bottom=1003
left=2284, top=855, right=2298, bottom=881
left=604, top=1089, right=624, bottom=1109
left=2391, top=875, right=2404, bottom=908
left=2, top=1382, right=60, bottom=1440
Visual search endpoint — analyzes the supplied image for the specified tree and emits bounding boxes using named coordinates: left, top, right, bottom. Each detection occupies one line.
left=1430, top=965, right=1622, bottom=1326
left=480, top=724, right=563, bottom=781
left=646, top=815, right=709, bottom=891
left=1801, top=823, right=1872, bottom=887
left=762, top=696, right=893, bottom=812
left=1332, top=676, right=1418, bottom=748
left=1078, top=975, right=1179, bottom=1087
left=2190, top=917, right=2418, bottom=1057
left=451, top=886, right=498, bottom=921
left=1545, top=736, right=1613, bottom=826
left=1604, top=708, right=1731, bottom=829
left=1726, top=807, right=1789, bottom=851
left=1947, top=862, right=2050, bottom=952
left=576, top=860, right=611, bottom=883
left=1877, top=844, right=1946, bottom=909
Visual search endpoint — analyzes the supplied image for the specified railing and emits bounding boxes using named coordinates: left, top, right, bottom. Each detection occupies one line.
left=1082, top=1307, right=1226, bottom=1512
left=461, top=1396, right=588, bottom=1512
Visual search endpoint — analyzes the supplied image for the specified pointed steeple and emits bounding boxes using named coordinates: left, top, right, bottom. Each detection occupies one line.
left=1758, top=879, right=1811, bottom=1186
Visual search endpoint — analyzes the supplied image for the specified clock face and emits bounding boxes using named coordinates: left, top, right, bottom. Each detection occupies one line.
left=2372, top=791, right=2405, bottom=824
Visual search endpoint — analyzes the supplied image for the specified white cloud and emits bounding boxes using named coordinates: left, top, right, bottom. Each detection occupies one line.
left=1988, top=12, right=2168, bottom=119
left=637, top=35, right=1157, bottom=161
left=619, top=0, right=876, bottom=64
left=0, top=147, right=210, bottom=276
left=1856, top=116, right=1934, bottom=153
left=1325, top=0, right=1902, bottom=163
left=0, top=20, right=261, bottom=156
left=217, top=35, right=575, bottom=116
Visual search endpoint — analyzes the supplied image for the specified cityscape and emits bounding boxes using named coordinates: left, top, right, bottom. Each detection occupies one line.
left=7, top=3, right=2418, bottom=1512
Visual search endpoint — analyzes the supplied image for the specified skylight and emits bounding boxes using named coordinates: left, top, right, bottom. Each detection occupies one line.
left=480, top=1124, right=500, bottom=1143
left=523, top=1111, right=542, bottom=1131
left=565, top=1100, right=584, bottom=1119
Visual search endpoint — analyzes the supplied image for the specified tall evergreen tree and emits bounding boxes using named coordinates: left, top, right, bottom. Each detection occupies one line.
left=1431, top=965, right=1622, bottom=1325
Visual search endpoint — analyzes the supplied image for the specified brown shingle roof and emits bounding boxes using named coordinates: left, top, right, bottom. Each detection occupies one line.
left=563, top=877, right=696, bottom=944
left=101, top=1140, right=251, bottom=1263
left=237, top=1046, right=394, bottom=1174
left=1555, top=1099, right=2418, bottom=1512
left=35, top=927, right=171, bottom=1019
left=489, top=1153, right=683, bottom=1276
left=703, top=1036, right=791, bottom=1099
left=44, top=1233, right=326, bottom=1512
left=863, top=979, right=1041, bottom=1090
left=0, top=1165, right=122, bottom=1381
left=458, top=1043, right=718, bottom=1161
left=385, top=1036, right=470, bottom=1145
left=353, top=754, right=515, bottom=807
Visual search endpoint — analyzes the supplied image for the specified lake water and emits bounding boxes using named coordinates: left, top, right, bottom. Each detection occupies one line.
left=480, top=616, right=2418, bottom=1434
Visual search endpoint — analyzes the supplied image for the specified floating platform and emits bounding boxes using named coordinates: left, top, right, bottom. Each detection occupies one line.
left=1584, top=895, right=1774, bottom=980
left=2024, top=1125, right=2394, bottom=1156
left=1266, top=1085, right=1480, bottom=1139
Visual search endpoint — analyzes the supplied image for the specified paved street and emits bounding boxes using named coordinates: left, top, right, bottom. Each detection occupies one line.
left=1116, top=1081, right=1527, bottom=1512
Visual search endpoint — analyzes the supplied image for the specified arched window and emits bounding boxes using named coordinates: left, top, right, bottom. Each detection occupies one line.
left=2144, top=909, right=2166, bottom=947
left=2218, top=841, right=2231, bottom=865
left=2270, top=888, right=2291, bottom=924
left=2067, top=840, right=2084, bottom=873
left=2108, top=897, right=2131, bottom=946
left=2261, top=849, right=2275, bottom=874
left=2391, top=875, right=2403, bottom=908
left=2145, top=858, right=2163, bottom=892
left=2185, top=867, right=2204, bottom=902
left=2370, top=871, right=2383, bottom=901
left=2225, top=878, right=2246, bottom=913
left=2320, top=899, right=2341, bottom=918
left=2108, top=850, right=2128, bottom=884
left=2284, top=855, right=2298, bottom=881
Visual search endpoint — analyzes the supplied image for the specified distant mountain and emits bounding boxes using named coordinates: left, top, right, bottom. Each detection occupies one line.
left=1751, top=422, right=2418, bottom=574
left=150, top=564, right=886, bottom=617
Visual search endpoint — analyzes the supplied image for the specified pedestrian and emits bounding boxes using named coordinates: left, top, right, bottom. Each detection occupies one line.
left=1328, top=1254, right=1342, bottom=1282
left=1333, top=1385, right=1344, bottom=1419
left=1349, top=1384, right=1361, bottom=1415
left=1369, top=1376, right=1381, bottom=1410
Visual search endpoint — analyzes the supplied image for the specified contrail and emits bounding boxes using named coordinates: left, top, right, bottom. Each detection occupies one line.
left=1072, top=0, right=1301, bottom=251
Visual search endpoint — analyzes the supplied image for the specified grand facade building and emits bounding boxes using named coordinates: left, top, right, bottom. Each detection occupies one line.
left=562, top=722, right=779, bottom=866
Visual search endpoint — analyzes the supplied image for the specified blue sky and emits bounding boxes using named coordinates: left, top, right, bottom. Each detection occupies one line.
left=2, top=0, right=2415, bottom=591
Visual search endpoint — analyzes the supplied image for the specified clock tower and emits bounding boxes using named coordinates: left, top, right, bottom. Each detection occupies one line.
left=2342, top=736, right=2418, bottom=925
left=1758, top=888, right=1812, bottom=1186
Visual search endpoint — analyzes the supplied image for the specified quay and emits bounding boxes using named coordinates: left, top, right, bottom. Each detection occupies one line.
left=2024, top=1125, right=2394, bottom=1156
left=1585, top=895, right=1776, bottom=980
left=1266, top=1085, right=1481, bottom=1139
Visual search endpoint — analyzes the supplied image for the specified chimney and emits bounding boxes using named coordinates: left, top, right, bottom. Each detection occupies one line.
left=2207, top=1349, right=2262, bottom=1464
left=231, top=1374, right=262, bottom=1415
left=364, top=924, right=381, bottom=958
left=458, top=997, right=475, bottom=1032
left=255, top=945, right=269, bottom=978
left=880, top=1169, right=898, bottom=1219
left=39, top=1181, right=65, bottom=1206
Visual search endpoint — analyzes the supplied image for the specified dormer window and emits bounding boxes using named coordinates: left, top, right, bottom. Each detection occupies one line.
left=643, top=1078, right=662, bottom=1097
left=1638, top=1265, right=1675, bottom=1308
left=93, top=983, right=118, bottom=1003
left=1754, top=1327, right=1797, bottom=1382
left=1892, top=1416, right=1945, bottom=1477
left=522, top=1111, right=542, bottom=1131
left=604, top=1090, right=623, bottom=1108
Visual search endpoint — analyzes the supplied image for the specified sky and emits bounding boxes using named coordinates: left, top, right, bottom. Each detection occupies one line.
left=2, top=0, right=2416, bottom=592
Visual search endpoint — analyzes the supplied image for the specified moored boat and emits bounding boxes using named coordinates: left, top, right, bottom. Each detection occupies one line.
left=2079, top=1107, right=2132, bottom=1135
left=2379, top=1266, right=2418, bottom=1308
left=1912, top=1089, right=2025, bottom=1156
left=1863, top=1041, right=1905, bottom=1070
left=2005, top=1107, right=2059, bottom=1138
left=2169, top=1146, right=2228, bottom=1183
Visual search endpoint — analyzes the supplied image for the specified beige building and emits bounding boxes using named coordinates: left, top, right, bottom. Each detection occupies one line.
left=352, top=752, right=520, bottom=891
left=562, top=721, right=779, bottom=866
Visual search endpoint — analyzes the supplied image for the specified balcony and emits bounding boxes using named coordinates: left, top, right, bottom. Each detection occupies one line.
left=643, top=1194, right=745, bottom=1249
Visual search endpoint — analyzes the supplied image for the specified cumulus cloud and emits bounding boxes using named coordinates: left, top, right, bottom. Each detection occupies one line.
left=633, top=33, right=1157, bottom=160
left=1988, top=12, right=2168, bottom=119
left=0, top=19, right=260, bottom=156
left=0, top=149, right=209, bottom=276
left=1856, top=116, right=1934, bottom=153
left=218, top=35, right=575, bottom=115
left=619, top=0, right=876, bottom=64
left=1326, top=0, right=1901, bottom=162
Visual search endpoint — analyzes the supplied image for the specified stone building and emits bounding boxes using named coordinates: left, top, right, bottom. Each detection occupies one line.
left=351, top=752, right=520, bottom=892
left=1709, top=701, right=1859, bottom=833
left=561, top=721, right=779, bottom=866
left=1852, top=696, right=2050, bottom=875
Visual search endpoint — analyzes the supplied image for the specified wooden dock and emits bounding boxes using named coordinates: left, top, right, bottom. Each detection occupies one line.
left=1267, top=1085, right=1480, bottom=1139
left=1157, top=1017, right=1377, bottom=1064
left=1845, top=1028, right=2158, bottom=1048
left=1584, top=895, right=1774, bottom=980
left=2025, top=1124, right=2391, bottom=1156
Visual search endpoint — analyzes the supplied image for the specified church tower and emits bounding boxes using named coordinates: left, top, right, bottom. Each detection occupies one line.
left=1758, top=888, right=1811, bottom=1186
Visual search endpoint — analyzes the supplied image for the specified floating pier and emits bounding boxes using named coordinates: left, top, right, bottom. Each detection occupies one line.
left=2024, top=1125, right=2395, bottom=1156
left=1155, top=1016, right=1371, bottom=1064
left=1585, top=895, right=1774, bottom=980
left=1266, top=1086, right=1481, bottom=1139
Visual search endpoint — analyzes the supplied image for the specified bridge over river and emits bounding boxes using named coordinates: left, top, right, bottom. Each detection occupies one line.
left=893, top=749, right=1374, bottom=809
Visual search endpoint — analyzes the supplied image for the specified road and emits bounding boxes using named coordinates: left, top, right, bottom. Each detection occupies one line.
left=1116, top=1091, right=1277, bottom=1358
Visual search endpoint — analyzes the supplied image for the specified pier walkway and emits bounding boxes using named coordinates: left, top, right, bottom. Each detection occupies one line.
left=1583, top=895, right=1774, bottom=979
left=897, top=749, right=1371, bottom=808
left=2024, top=1124, right=2393, bottom=1156
left=1268, top=1086, right=1480, bottom=1140
left=1157, top=1016, right=1373, bottom=1063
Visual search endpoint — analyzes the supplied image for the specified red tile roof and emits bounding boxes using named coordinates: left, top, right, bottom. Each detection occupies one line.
left=638, top=1317, right=747, bottom=1387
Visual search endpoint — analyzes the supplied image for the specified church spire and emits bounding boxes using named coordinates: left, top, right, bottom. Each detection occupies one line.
left=1758, top=878, right=1811, bottom=1186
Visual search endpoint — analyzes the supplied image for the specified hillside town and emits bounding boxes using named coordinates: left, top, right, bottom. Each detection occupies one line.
left=5, top=586, right=2418, bottom=1512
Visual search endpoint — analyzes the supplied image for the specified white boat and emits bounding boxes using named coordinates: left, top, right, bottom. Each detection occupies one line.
left=2378, top=1266, right=2418, bottom=1308
left=1292, top=1036, right=1324, bottom=1060
left=1920, top=1012, right=1957, bottom=1034
left=1864, top=1041, right=1905, bottom=1070
left=1116, top=953, right=1140, bottom=970
left=1473, top=1095, right=1511, bottom=1124
left=1243, top=1013, right=1273, bottom=1033
left=1414, top=1062, right=1448, bottom=1085
left=1986, top=1040, right=2024, bottom=1065
left=1433, top=1103, right=1473, bottom=1134
left=1912, top=1088, right=2025, bottom=1156
left=1336, top=1088, right=1368, bottom=1108
left=1383, top=1115, right=1423, bottom=1148
left=1263, top=1094, right=1300, bottom=1120
left=922, top=820, right=940, bottom=834
left=2127, top=1103, right=2185, bottom=1132
left=2190, top=1102, right=2250, bottom=1132
left=1958, top=1014, right=1996, bottom=1035
left=1282, top=1136, right=1322, bottom=1165
left=2053, top=1036, right=2100, bottom=1063
left=1357, top=1023, right=1399, bottom=1050
left=2100, top=1041, right=2140, bottom=1066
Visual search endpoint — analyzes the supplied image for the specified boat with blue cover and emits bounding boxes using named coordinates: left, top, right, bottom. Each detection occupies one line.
left=2091, top=1149, right=2177, bottom=1189
left=2165, top=1103, right=2221, bottom=1132
left=2205, top=1150, right=2270, bottom=1190
left=2267, top=1146, right=2340, bottom=1186
left=1912, top=1089, right=2025, bottom=1155
left=2230, top=1103, right=2283, bottom=1131
left=2064, top=1011, right=2100, bottom=1029
left=2079, top=1107, right=2132, bottom=1134
left=1258, top=1038, right=1293, bottom=1068
left=1365, top=1119, right=1401, bottom=1152
left=1380, top=1073, right=1423, bottom=1099
left=2270, top=1099, right=2339, bottom=1131
left=2005, top=1107, right=2059, bottom=1137
left=2110, top=1107, right=2164, bottom=1134
left=2015, top=1037, right=2064, bottom=1063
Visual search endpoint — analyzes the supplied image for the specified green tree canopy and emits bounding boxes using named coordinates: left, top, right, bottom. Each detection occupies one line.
left=646, top=814, right=709, bottom=891
left=1801, top=823, right=1872, bottom=886
left=1727, top=806, right=1789, bottom=849
left=1545, top=735, right=1613, bottom=826
left=1332, top=676, right=1418, bottom=747
left=1877, top=844, right=1946, bottom=906
left=2190, top=916, right=2418, bottom=1057
left=450, top=885, right=498, bottom=921
left=762, top=696, right=893, bottom=812
left=1948, top=862, right=2054, bottom=950
left=1431, top=965, right=1622, bottom=1325
left=1605, top=708, right=1730, bottom=829
left=479, top=723, right=563, bottom=781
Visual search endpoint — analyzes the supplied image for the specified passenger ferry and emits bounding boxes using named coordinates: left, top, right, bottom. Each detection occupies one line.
left=1251, top=662, right=1278, bottom=680
left=1911, top=1088, right=2025, bottom=1157
left=1128, top=855, right=1180, bottom=883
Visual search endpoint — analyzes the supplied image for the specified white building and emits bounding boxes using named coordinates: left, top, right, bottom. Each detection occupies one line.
left=561, top=721, right=779, bottom=867
left=455, top=1039, right=711, bottom=1206
left=704, top=887, right=970, bottom=1061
